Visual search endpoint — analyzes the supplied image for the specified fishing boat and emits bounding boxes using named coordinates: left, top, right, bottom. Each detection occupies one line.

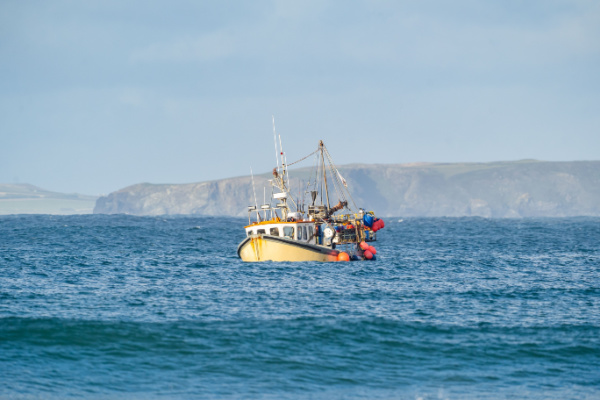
left=237, top=134, right=385, bottom=262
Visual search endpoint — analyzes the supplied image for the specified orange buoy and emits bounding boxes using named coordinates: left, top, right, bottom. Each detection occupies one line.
left=337, top=252, right=350, bottom=262
left=364, top=250, right=373, bottom=260
left=360, top=241, right=369, bottom=250
left=368, top=246, right=377, bottom=255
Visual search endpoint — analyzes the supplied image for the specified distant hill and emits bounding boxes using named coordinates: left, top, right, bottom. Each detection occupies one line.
left=0, top=184, right=97, bottom=215
left=94, top=160, right=600, bottom=218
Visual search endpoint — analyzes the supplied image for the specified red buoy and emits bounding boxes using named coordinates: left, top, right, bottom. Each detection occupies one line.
left=368, top=246, right=377, bottom=255
left=364, top=250, right=373, bottom=260
left=360, top=241, right=370, bottom=250
left=337, top=252, right=350, bottom=262
left=372, top=219, right=385, bottom=232
left=372, top=219, right=381, bottom=232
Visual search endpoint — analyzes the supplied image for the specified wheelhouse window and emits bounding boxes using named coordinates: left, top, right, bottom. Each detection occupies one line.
left=257, top=229, right=266, bottom=234
left=247, top=230, right=253, bottom=236
left=283, top=226, right=295, bottom=239
left=270, top=227, right=280, bottom=236
left=303, top=226, right=308, bottom=241
left=308, top=226, right=314, bottom=240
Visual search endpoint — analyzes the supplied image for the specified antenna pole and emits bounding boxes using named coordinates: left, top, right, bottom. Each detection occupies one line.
left=277, top=124, right=290, bottom=191
left=278, top=130, right=284, bottom=170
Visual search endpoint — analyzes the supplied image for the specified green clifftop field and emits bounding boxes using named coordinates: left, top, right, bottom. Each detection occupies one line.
left=94, top=160, right=600, bottom=218
left=0, top=184, right=97, bottom=215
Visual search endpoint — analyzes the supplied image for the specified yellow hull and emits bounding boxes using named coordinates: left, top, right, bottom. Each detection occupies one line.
left=237, top=234, right=339, bottom=262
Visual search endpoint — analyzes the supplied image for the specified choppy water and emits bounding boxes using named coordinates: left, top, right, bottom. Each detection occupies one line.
left=1, top=215, right=599, bottom=399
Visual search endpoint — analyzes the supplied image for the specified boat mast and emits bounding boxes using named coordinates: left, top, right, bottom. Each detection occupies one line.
left=320, top=140, right=331, bottom=211
left=272, top=116, right=280, bottom=175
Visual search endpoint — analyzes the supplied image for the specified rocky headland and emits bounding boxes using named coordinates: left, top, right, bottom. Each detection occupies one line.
left=93, top=160, right=600, bottom=218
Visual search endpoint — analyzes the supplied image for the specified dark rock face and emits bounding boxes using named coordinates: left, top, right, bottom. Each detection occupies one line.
left=94, top=161, right=600, bottom=217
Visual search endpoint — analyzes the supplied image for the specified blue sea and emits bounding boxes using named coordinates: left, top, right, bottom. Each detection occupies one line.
left=1, top=215, right=599, bottom=399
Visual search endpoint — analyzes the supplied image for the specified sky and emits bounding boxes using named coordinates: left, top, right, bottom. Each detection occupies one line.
left=1, top=0, right=599, bottom=195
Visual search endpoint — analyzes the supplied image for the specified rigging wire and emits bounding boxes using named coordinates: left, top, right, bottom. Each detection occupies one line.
left=323, top=145, right=358, bottom=211
left=286, top=149, right=319, bottom=167
left=304, top=151, right=319, bottom=203
left=272, top=141, right=359, bottom=214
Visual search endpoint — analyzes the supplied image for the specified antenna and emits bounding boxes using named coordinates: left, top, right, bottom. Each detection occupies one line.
left=273, top=117, right=291, bottom=190
left=278, top=130, right=284, bottom=169
left=278, top=129, right=291, bottom=189
left=284, top=148, right=290, bottom=188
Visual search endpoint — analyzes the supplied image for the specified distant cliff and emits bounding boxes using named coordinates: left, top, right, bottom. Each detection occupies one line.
left=94, top=160, right=600, bottom=217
